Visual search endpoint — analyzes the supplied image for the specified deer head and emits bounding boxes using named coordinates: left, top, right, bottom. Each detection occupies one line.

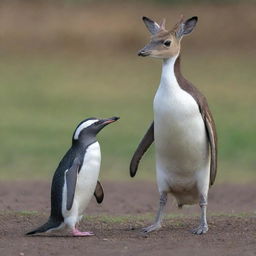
left=138, top=16, right=198, bottom=59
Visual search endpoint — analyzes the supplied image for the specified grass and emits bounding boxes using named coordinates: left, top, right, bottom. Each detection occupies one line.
left=0, top=210, right=40, bottom=217
left=14, top=211, right=40, bottom=217
left=86, top=214, right=154, bottom=224
left=0, top=52, right=255, bottom=183
left=1, top=210, right=253, bottom=222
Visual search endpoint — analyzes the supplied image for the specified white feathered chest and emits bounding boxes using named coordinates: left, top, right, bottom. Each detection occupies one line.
left=153, top=56, right=209, bottom=201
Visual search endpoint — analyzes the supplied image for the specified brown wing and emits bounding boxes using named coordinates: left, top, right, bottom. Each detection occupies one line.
left=182, top=87, right=217, bottom=186
left=174, top=56, right=217, bottom=186
left=202, top=108, right=218, bottom=185
left=130, top=122, right=154, bottom=177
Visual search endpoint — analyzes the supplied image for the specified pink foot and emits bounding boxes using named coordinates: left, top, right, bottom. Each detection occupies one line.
left=72, top=228, right=94, bottom=237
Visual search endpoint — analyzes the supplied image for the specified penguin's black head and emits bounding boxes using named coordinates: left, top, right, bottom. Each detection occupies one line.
left=72, top=116, right=120, bottom=141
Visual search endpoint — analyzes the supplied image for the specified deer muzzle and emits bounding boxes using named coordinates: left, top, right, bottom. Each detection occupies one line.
left=138, top=49, right=151, bottom=57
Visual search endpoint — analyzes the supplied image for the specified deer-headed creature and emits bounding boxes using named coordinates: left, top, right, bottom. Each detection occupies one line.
left=130, top=16, right=217, bottom=235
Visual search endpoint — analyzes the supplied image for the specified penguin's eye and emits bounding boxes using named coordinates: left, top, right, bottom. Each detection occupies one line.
left=94, top=120, right=103, bottom=126
left=163, top=40, right=171, bottom=47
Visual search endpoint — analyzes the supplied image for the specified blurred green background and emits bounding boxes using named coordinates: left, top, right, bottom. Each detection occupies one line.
left=0, top=0, right=255, bottom=182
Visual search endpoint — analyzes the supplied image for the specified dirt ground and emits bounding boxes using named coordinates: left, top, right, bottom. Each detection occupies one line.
left=0, top=181, right=255, bottom=256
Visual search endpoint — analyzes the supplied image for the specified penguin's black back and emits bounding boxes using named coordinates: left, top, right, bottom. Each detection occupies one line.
left=50, top=139, right=96, bottom=222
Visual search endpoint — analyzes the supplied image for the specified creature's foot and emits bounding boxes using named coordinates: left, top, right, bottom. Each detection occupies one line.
left=72, top=228, right=94, bottom=237
left=142, top=223, right=161, bottom=233
left=192, top=224, right=208, bottom=235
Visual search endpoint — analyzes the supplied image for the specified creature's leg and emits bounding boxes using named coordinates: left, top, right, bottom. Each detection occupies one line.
left=142, top=192, right=167, bottom=233
left=192, top=194, right=208, bottom=235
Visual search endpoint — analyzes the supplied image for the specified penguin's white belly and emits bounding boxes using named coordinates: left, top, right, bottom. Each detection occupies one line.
left=75, top=142, right=101, bottom=214
left=153, top=86, right=209, bottom=204
left=63, top=142, right=101, bottom=222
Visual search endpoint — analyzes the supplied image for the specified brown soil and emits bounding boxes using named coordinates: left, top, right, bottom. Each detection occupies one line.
left=0, top=181, right=255, bottom=256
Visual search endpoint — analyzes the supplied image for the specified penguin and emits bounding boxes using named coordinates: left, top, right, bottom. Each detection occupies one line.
left=130, top=16, right=217, bottom=234
left=26, top=116, right=119, bottom=236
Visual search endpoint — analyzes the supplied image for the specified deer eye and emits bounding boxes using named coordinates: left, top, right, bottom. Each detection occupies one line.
left=163, top=40, right=171, bottom=47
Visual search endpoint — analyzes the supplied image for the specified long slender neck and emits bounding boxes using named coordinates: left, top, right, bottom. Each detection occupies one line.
left=160, top=54, right=180, bottom=91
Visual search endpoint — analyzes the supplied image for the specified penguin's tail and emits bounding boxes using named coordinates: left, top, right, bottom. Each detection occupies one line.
left=26, top=218, right=63, bottom=235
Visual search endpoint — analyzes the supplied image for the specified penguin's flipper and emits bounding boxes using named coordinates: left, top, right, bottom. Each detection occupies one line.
left=130, top=122, right=154, bottom=177
left=94, top=181, right=104, bottom=204
left=66, top=157, right=81, bottom=211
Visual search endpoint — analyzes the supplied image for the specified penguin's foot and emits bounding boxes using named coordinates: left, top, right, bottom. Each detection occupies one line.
left=191, top=224, right=208, bottom=235
left=142, top=223, right=161, bottom=233
left=72, top=228, right=94, bottom=237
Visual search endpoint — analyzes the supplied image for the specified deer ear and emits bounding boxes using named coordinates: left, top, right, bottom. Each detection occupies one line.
left=142, top=16, right=160, bottom=35
left=176, top=16, right=198, bottom=38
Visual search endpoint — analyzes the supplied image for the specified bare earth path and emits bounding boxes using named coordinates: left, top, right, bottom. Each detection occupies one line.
left=0, top=181, right=255, bottom=256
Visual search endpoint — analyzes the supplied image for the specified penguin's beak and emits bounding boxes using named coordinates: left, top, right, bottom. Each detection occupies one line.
left=102, top=116, right=120, bottom=125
